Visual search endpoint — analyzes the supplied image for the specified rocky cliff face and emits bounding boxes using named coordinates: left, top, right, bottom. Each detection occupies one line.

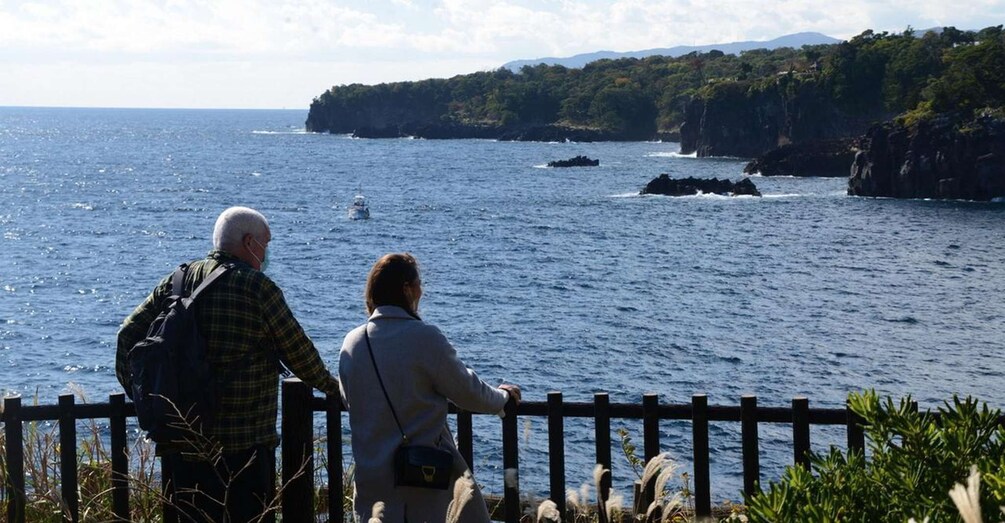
left=849, top=116, right=1005, bottom=201
left=679, top=77, right=877, bottom=158
left=305, top=90, right=655, bottom=141
left=679, top=83, right=782, bottom=158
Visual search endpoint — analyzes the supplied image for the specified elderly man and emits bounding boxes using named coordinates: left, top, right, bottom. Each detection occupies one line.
left=116, top=206, right=339, bottom=523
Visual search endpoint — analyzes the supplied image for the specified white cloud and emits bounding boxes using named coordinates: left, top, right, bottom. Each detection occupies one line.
left=2, top=0, right=1004, bottom=108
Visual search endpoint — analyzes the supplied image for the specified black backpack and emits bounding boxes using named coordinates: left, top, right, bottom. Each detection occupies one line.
left=127, top=262, right=231, bottom=444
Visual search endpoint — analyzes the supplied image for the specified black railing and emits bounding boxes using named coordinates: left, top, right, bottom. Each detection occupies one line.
left=5, top=380, right=1000, bottom=523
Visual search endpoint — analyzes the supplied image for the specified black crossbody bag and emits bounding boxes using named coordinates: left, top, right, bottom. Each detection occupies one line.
left=364, top=323, right=454, bottom=490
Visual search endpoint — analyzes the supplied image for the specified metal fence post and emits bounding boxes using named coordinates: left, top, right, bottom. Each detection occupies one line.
left=282, top=378, right=314, bottom=523
left=502, top=396, right=520, bottom=523
left=547, top=391, right=566, bottom=518
left=642, top=393, right=660, bottom=509
left=58, top=394, right=79, bottom=523
left=4, top=395, right=26, bottom=523
left=108, top=393, right=130, bottom=521
left=792, top=397, right=811, bottom=470
left=692, top=394, right=711, bottom=519
left=457, top=410, right=474, bottom=471
left=846, top=399, right=865, bottom=455
left=594, top=392, right=612, bottom=502
left=741, top=394, right=760, bottom=497
left=326, top=388, right=343, bottom=523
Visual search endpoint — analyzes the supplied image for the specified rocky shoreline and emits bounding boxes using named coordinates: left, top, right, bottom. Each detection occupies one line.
left=333, top=123, right=657, bottom=142
left=849, top=116, right=1005, bottom=201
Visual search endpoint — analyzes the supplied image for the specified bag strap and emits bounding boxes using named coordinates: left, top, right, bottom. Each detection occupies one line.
left=170, top=264, right=188, bottom=298
left=188, top=263, right=233, bottom=301
left=168, top=262, right=233, bottom=300
left=363, top=324, right=409, bottom=444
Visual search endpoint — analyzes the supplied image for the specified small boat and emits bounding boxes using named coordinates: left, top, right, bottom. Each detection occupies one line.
left=347, top=193, right=370, bottom=220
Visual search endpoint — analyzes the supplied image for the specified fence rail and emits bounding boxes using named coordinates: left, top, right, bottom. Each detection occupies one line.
left=4, top=380, right=1000, bottom=523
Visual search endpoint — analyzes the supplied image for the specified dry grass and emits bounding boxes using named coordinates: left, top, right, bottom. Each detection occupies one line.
left=0, top=391, right=331, bottom=523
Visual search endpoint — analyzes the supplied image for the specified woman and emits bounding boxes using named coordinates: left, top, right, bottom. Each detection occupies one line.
left=339, top=253, right=521, bottom=522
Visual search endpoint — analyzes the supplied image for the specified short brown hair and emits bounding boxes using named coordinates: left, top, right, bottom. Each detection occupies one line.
left=365, top=253, right=420, bottom=315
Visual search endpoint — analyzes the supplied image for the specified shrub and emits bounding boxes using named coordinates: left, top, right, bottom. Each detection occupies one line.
left=745, top=391, right=1005, bottom=522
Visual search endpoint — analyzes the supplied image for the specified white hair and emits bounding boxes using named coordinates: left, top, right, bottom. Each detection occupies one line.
left=213, top=206, right=269, bottom=251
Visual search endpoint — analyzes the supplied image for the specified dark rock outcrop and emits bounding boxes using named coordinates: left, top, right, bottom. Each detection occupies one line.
left=641, top=174, right=761, bottom=197
left=547, top=156, right=600, bottom=167
left=743, top=138, right=858, bottom=177
left=849, top=116, right=1005, bottom=201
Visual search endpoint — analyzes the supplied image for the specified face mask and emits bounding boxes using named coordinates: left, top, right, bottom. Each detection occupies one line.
left=252, top=237, right=270, bottom=272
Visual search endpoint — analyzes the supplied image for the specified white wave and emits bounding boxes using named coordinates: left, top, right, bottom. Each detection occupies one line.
left=992, top=196, right=1005, bottom=203
left=641, top=191, right=762, bottom=200
left=609, top=192, right=641, bottom=198
left=251, top=130, right=309, bottom=135
left=646, top=151, right=697, bottom=158
left=532, top=164, right=549, bottom=169
left=762, top=193, right=803, bottom=199
left=251, top=172, right=262, bottom=177
left=700, top=192, right=760, bottom=199
left=71, top=203, right=93, bottom=210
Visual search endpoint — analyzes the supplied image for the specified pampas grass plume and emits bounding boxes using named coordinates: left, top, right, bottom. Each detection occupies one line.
left=654, top=465, right=675, bottom=500
left=949, top=465, right=982, bottom=523
left=566, top=487, right=583, bottom=512
left=536, top=499, right=560, bottom=522
left=641, top=453, right=668, bottom=489
left=446, top=472, right=475, bottom=523
left=592, top=464, right=606, bottom=490
left=368, top=501, right=385, bottom=523
left=606, top=490, right=625, bottom=522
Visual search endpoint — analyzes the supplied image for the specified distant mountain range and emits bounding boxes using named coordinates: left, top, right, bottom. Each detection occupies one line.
left=502, top=32, right=842, bottom=71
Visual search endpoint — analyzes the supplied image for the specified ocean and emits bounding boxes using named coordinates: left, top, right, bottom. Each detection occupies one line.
left=2, top=106, right=1003, bottom=501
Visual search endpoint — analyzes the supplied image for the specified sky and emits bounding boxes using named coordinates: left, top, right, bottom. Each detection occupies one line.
left=2, top=0, right=1003, bottom=110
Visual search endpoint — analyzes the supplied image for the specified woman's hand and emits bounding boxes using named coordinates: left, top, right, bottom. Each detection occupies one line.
left=499, top=384, right=522, bottom=405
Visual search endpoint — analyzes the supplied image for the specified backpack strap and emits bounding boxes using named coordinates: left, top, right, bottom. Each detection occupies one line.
left=168, top=262, right=232, bottom=300
left=188, top=263, right=234, bottom=301
left=170, top=264, right=189, bottom=298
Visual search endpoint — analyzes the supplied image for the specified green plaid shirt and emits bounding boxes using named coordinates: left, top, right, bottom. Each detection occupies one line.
left=116, top=250, right=339, bottom=451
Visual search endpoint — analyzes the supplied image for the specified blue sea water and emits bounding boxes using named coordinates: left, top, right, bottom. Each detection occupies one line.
left=1, top=107, right=1004, bottom=502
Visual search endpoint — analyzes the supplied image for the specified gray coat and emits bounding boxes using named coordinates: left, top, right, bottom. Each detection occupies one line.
left=339, top=306, right=508, bottom=523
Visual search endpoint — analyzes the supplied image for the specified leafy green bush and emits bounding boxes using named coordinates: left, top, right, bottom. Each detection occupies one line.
left=745, top=391, right=1005, bottom=522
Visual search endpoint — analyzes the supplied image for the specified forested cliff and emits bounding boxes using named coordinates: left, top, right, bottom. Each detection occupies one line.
left=306, top=44, right=822, bottom=140
left=307, top=26, right=1005, bottom=153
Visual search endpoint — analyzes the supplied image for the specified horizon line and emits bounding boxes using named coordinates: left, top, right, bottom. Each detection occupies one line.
left=0, top=104, right=308, bottom=111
